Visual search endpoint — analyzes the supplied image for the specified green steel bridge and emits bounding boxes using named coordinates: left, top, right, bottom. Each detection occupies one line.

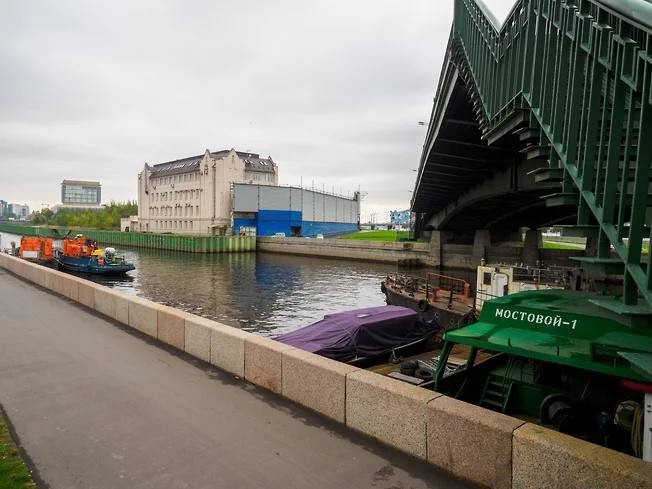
left=412, top=0, right=652, bottom=318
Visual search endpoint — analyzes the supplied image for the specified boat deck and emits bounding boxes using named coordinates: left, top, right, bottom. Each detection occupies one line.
left=368, top=344, right=493, bottom=378
left=383, top=271, right=476, bottom=318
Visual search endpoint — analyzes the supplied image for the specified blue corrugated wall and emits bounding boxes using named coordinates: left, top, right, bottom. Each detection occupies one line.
left=234, top=210, right=358, bottom=237
left=258, top=210, right=302, bottom=236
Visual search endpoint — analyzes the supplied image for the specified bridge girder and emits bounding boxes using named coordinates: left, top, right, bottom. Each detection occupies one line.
left=411, top=55, right=574, bottom=233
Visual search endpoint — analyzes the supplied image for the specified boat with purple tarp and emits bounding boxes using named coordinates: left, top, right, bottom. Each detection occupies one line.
left=274, top=305, right=437, bottom=366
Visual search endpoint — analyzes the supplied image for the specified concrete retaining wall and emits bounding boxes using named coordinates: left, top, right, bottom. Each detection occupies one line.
left=257, top=236, right=430, bottom=264
left=257, top=237, right=583, bottom=269
left=1, top=251, right=650, bottom=488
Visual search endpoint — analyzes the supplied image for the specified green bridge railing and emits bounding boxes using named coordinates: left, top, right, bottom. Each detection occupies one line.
left=0, top=223, right=255, bottom=254
left=447, top=0, right=652, bottom=312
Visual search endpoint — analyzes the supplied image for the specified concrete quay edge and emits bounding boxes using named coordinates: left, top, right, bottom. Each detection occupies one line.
left=257, top=236, right=430, bottom=264
left=1, top=252, right=651, bottom=488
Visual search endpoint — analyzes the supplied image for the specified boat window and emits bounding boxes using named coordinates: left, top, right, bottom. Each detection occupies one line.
left=483, top=272, right=492, bottom=286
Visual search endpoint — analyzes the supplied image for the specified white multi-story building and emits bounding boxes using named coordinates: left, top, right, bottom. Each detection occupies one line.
left=137, top=148, right=278, bottom=235
left=9, top=203, right=30, bottom=220
left=54, top=180, right=103, bottom=211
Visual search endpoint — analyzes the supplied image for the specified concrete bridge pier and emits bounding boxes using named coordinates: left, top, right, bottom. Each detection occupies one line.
left=427, top=228, right=553, bottom=270
left=428, top=230, right=451, bottom=267
left=428, top=228, right=527, bottom=268
left=472, top=230, right=491, bottom=261
left=522, top=229, right=543, bottom=266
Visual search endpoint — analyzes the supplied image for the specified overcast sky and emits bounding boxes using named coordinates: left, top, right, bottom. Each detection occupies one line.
left=0, top=0, right=515, bottom=221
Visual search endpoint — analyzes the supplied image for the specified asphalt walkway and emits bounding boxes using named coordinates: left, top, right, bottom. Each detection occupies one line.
left=0, top=268, right=472, bottom=489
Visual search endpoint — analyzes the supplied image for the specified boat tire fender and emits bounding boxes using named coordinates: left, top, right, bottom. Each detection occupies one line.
left=417, top=299, right=429, bottom=312
left=400, top=360, right=418, bottom=376
left=414, top=367, right=433, bottom=381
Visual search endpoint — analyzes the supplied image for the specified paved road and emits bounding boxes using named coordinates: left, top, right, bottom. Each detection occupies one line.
left=0, top=269, right=472, bottom=489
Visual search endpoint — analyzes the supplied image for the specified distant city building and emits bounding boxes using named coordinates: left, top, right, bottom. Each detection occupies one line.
left=233, top=184, right=360, bottom=237
left=389, top=210, right=410, bottom=226
left=8, top=203, right=30, bottom=220
left=0, top=200, right=7, bottom=217
left=137, top=148, right=279, bottom=235
left=58, top=180, right=103, bottom=210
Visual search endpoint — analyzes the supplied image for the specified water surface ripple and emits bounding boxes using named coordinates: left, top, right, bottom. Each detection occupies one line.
left=2, top=231, right=409, bottom=336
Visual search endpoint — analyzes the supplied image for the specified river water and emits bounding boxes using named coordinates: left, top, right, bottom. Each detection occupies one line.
left=1, top=231, right=434, bottom=336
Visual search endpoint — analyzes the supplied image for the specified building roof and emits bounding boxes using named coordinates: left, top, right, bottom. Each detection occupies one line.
left=62, top=180, right=101, bottom=187
left=148, top=150, right=276, bottom=177
left=241, top=154, right=276, bottom=174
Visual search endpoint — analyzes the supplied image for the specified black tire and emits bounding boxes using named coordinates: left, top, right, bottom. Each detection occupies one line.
left=417, top=299, right=429, bottom=312
left=400, top=360, right=418, bottom=376
left=414, top=367, right=433, bottom=380
left=380, top=282, right=387, bottom=294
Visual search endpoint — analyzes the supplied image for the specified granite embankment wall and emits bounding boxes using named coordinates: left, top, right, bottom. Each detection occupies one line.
left=257, top=237, right=431, bottom=265
left=1, top=253, right=650, bottom=489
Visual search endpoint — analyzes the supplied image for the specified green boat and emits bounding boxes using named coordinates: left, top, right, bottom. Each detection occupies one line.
left=434, top=290, right=652, bottom=458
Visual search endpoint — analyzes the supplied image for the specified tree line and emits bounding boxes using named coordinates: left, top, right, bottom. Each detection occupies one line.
left=30, top=201, right=138, bottom=229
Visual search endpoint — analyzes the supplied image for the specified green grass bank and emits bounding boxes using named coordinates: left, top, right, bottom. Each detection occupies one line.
left=339, top=230, right=410, bottom=242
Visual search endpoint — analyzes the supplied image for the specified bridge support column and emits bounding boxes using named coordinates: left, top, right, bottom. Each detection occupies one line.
left=472, top=230, right=491, bottom=260
left=429, top=230, right=451, bottom=267
left=522, top=229, right=542, bottom=265
left=585, top=235, right=598, bottom=257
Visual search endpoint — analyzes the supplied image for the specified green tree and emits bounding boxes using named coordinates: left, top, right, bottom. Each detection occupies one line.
left=30, top=201, right=138, bottom=230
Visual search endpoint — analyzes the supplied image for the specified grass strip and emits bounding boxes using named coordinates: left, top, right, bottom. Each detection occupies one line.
left=340, top=230, right=410, bottom=241
left=0, top=415, right=37, bottom=489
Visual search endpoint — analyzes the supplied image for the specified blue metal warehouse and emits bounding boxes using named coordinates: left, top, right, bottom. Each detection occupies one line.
left=232, top=184, right=360, bottom=237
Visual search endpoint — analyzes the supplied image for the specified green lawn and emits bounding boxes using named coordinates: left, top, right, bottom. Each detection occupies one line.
left=340, top=230, right=410, bottom=241
left=544, top=240, right=650, bottom=254
left=542, top=240, right=585, bottom=250
left=0, top=419, right=36, bottom=489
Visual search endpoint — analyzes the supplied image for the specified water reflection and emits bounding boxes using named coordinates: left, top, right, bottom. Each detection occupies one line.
left=1, top=231, right=404, bottom=336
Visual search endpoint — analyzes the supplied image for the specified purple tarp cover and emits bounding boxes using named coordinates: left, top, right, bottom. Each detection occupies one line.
left=275, top=305, right=432, bottom=362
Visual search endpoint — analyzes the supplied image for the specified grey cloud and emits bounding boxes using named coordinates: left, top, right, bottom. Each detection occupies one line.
left=0, top=0, right=516, bottom=219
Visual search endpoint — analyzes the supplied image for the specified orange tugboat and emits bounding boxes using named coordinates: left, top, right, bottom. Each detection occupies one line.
left=55, top=235, right=135, bottom=275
